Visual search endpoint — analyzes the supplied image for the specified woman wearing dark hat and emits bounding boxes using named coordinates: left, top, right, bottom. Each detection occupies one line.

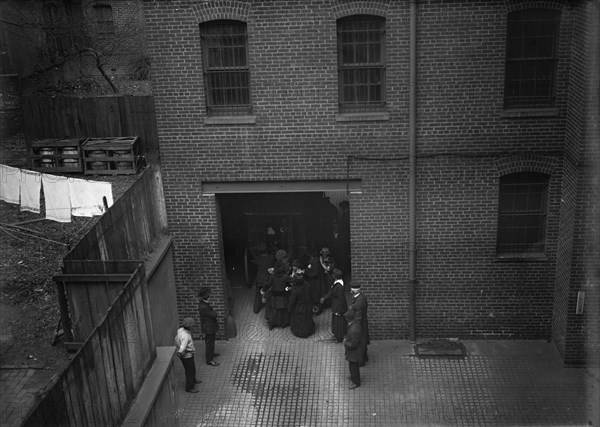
left=198, top=287, right=220, bottom=366
left=266, top=250, right=292, bottom=330
left=287, top=263, right=315, bottom=338
left=174, top=317, right=201, bottom=392
left=343, top=308, right=363, bottom=389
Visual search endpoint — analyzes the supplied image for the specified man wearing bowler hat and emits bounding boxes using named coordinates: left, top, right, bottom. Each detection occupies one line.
left=198, top=287, right=220, bottom=366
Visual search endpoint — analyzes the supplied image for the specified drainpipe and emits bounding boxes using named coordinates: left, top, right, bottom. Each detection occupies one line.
left=408, top=0, right=418, bottom=343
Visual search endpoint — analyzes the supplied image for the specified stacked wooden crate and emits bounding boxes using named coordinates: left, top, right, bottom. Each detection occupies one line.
left=30, top=137, right=86, bottom=173
left=81, top=136, right=140, bottom=175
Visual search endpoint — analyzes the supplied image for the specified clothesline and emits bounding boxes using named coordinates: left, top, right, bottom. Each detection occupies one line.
left=0, top=164, right=114, bottom=223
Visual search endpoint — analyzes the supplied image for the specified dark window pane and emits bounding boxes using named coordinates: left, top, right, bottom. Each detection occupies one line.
left=497, top=172, right=549, bottom=254
left=200, top=20, right=251, bottom=115
left=504, top=9, right=559, bottom=108
left=338, top=15, right=385, bottom=112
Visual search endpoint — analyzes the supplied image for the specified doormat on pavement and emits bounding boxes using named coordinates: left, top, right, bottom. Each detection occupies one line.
left=414, top=339, right=466, bottom=358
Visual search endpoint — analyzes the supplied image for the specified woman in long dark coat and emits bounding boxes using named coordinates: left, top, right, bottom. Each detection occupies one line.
left=304, top=247, right=334, bottom=314
left=266, top=252, right=292, bottom=330
left=287, top=268, right=315, bottom=338
left=319, top=267, right=347, bottom=342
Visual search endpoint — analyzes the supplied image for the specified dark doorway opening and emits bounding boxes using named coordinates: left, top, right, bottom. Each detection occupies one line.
left=218, top=192, right=351, bottom=290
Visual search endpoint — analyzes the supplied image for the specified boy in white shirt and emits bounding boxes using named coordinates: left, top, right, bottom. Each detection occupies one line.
left=175, top=317, right=201, bottom=393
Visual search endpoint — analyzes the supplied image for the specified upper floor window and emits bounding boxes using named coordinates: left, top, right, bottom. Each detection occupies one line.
left=94, top=3, right=115, bottom=37
left=200, top=20, right=251, bottom=116
left=497, top=172, right=549, bottom=256
left=504, top=9, right=560, bottom=109
left=337, top=15, right=386, bottom=113
left=42, top=1, right=83, bottom=59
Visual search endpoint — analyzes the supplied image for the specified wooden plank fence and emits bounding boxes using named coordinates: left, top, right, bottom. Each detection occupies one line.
left=22, top=263, right=156, bottom=427
left=65, top=164, right=168, bottom=262
left=21, top=95, right=160, bottom=163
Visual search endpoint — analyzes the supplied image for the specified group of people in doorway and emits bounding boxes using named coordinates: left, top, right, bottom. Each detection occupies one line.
left=252, top=243, right=369, bottom=389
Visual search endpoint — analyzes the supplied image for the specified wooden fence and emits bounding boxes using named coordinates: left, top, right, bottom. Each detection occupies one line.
left=54, top=260, right=144, bottom=345
left=65, top=163, right=168, bottom=262
left=21, top=95, right=160, bottom=162
left=22, top=262, right=156, bottom=427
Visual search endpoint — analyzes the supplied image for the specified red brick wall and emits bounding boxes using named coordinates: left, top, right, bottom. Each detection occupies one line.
left=143, top=0, right=596, bottom=351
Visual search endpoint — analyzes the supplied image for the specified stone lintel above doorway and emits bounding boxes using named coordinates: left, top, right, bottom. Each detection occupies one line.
left=201, top=180, right=362, bottom=195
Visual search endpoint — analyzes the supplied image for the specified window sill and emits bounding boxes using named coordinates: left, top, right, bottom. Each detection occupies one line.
left=204, top=115, right=257, bottom=125
left=495, top=252, right=548, bottom=262
left=501, top=108, right=559, bottom=118
left=336, top=112, right=390, bottom=122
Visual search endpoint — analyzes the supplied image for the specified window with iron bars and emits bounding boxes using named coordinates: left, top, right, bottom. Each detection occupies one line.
left=496, top=172, right=549, bottom=255
left=337, top=15, right=386, bottom=113
left=94, top=4, right=115, bottom=37
left=200, top=20, right=251, bottom=116
left=504, top=9, right=560, bottom=109
left=42, top=1, right=84, bottom=60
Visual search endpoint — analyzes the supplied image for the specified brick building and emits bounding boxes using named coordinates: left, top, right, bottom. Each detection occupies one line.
left=142, top=0, right=599, bottom=365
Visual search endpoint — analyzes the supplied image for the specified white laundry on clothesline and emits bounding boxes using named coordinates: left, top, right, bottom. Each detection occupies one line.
left=20, top=169, right=41, bottom=214
left=68, top=178, right=114, bottom=217
left=41, top=174, right=71, bottom=223
left=0, top=164, right=20, bottom=204
left=0, top=164, right=114, bottom=222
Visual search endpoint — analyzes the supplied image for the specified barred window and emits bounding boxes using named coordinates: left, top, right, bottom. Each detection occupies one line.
left=504, top=9, right=560, bottom=108
left=337, top=15, right=386, bottom=113
left=94, top=4, right=115, bottom=37
left=497, top=172, right=549, bottom=255
left=43, top=1, right=84, bottom=59
left=200, top=20, right=251, bottom=116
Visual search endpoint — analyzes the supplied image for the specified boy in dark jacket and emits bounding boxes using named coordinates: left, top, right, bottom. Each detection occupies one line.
left=198, top=287, right=220, bottom=366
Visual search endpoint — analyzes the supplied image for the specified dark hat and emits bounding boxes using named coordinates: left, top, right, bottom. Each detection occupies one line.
left=319, top=247, right=331, bottom=256
left=339, top=201, right=349, bottom=208
left=291, top=259, right=301, bottom=268
left=182, top=317, right=194, bottom=329
left=275, top=249, right=288, bottom=261
left=344, top=309, right=356, bottom=322
left=198, top=287, right=211, bottom=299
left=350, top=280, right=361, bottom=289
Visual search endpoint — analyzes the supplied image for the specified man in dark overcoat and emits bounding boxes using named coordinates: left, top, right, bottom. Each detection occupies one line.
left=343, top=308, right=363, bottom=389
left=347, top=281, right=369, bottom=365
left=198, top=287, right=220, bottom=366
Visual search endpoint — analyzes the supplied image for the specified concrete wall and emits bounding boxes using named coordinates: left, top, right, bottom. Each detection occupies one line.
left=143, top=0, right=599, bottom=361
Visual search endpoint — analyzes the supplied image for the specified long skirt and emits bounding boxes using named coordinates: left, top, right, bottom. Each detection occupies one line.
left=268, top=293, right=289, bottom=328
left=332, top=313, right=347, bottom=342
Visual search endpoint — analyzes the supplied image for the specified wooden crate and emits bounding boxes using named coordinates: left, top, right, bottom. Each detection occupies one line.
left=30, top=137, right=86, bottom=173
left=82, top=136, right=141, bottom=175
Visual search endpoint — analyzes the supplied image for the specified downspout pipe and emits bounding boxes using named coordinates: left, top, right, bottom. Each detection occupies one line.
left=408, top=0, right=418, bottom=343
